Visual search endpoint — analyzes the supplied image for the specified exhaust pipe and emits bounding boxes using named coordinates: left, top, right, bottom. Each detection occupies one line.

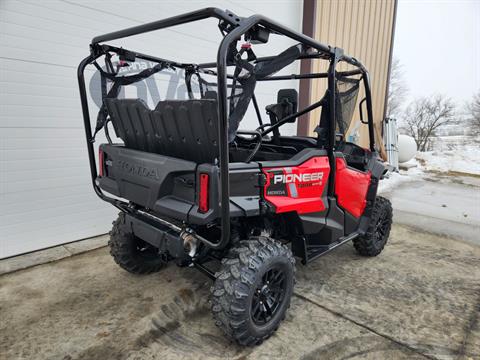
left=181, top=231, right=198, bottom=257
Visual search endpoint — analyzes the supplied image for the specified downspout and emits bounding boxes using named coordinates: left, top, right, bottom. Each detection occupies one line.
left=382, top=0, right=399, bottom=126
left=297, top=0, right=317, bottom=136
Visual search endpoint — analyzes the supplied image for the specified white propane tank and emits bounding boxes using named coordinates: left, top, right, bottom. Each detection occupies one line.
left=398, top=135, right=417, bottom=163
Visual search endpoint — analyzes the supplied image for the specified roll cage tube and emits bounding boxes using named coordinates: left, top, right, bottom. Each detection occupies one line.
left=215, top=16, right=259, bottom=250
left=78, top=8, right=376, bottom=251
left=326, top=50, right=340, bottom=196
left=362, top=71, right=376, bottom=151
left=91, top=8, right=242, bottom=45
left=77, top=54, right=128, bottom=213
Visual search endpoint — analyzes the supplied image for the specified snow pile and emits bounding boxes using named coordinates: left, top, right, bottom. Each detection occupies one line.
left=378, top=140, right=479, bottom=195
left=415, top=144, right=480, bottom=175
left=378, top=164, right=423, bottom=194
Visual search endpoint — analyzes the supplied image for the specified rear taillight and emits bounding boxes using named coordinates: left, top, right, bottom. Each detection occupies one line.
left=199, top=173, right=209, bottom=213
left=99, top=148, right=104, bottom=177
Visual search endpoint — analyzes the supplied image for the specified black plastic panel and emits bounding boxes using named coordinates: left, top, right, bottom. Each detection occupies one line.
left=187, top=163, right=262, bottom=224
left=125, top=214, right=184, bottom=259
left=344, top=211, right=360, bottom=234
left=259, top=148, right=328, bottom=168
left=306, top=197, right=344, bottom=246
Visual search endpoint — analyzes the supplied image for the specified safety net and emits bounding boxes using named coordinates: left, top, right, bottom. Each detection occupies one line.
left=335, top=75, right=360, bottom=135
left=92, top=44, right=302, bottom=143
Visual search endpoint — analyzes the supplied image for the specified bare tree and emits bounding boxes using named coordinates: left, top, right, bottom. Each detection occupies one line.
left=402, top=95, right=455, bottom=151
left=386, top=58, right=408, bottom=118
left=466, top=91, right=480, bottom=135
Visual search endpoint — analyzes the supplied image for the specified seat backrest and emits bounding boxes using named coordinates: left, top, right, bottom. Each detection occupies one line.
left=277, top=88, right=298, bottom=118
left=105, top=98, right=219, bottom=163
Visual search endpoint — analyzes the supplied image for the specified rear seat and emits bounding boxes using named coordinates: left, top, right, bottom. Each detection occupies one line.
left=104, top=98, right=219, bottom=163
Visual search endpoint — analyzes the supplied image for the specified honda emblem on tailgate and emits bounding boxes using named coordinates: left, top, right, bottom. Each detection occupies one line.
left=117, top=160, right=160, bottom=180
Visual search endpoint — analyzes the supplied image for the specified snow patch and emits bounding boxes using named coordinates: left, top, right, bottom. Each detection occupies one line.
left=416, top=144, right=480, bottom=175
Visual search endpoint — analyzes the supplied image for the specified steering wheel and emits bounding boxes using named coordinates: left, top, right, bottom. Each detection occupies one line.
left=255, top=123, right=271, bottom=132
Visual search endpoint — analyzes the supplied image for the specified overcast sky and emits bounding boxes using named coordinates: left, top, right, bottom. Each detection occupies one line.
left=393, top=0, right=479, bottom=106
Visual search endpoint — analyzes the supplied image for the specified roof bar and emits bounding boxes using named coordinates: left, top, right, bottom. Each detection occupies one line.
left=92, top=8, right=240, bottom=45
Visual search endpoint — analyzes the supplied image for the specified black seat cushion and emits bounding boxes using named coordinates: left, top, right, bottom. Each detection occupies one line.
left=105, top=98, right=219, bottom=163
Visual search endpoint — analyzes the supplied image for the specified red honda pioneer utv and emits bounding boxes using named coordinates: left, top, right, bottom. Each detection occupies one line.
left=78, top=8, right=392, bottom=346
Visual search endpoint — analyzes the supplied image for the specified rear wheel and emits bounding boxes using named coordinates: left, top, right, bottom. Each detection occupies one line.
left=109, top=212, right=167, bottom=274
left=353, top=196, right=393, bottom=256
left=210, top=237, right=295, bottom=346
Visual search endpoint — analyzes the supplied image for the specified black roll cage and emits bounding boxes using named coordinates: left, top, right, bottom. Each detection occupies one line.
left=77, top=7, right=376, bottom=251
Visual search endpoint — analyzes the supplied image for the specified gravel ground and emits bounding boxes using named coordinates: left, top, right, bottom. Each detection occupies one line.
left=1, top=223, right=479, bottom=360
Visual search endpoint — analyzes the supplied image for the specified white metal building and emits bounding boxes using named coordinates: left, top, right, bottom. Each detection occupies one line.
left=0, top=0, right=303, bottom=258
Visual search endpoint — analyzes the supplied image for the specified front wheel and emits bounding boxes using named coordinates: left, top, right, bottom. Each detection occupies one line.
left=210, top=237, right=295, bottom=346
left=353, top=196, right=393, bottom=256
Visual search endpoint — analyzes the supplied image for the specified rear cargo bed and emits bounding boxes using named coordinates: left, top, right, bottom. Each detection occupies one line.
left=97, top=144, right=261, bottom=225
left=98, top=144, right=197, bottom=221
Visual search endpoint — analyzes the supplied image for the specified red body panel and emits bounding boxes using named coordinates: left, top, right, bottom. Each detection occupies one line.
left=334, top=158, right=371, bottom=218
left=263, top=157, right=330, bottom=214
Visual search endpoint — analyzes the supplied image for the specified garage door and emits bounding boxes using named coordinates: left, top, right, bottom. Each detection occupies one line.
left=0, top=0, right=302, bottom=258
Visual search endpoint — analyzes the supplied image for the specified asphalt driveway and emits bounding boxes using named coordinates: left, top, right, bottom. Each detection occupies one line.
left=387, top=174, right=480, bottom=245
left=1, top=223, right=479, bottom=360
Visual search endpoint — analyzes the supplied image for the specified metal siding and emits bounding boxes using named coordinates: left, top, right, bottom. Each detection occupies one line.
left=0, top=0, right=302, bottom=258
left=308, top=0, right=396, bottom=148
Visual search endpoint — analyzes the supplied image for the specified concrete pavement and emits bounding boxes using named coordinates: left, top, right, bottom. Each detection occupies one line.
left=1, top=224, right=479, bottom=360
left=384, top=173, right=480, bottom=245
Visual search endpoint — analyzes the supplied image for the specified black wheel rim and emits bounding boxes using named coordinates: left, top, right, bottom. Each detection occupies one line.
left=374, top=211, right=390, bottom=244
left=251, top=267, right=287, bottom=325
left=134, top=238, right=159, bottom=260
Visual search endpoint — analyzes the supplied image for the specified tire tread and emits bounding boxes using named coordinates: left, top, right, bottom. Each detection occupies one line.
left=353, top=196, right=393, bottom=256
left=210, top=236, right=295, bottom=346
left=108, top=212, right=166, bottom=274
